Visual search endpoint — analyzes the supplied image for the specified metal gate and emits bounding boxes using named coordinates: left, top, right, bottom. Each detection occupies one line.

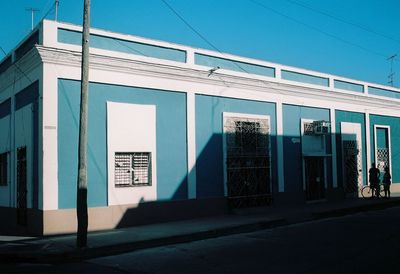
left=343, top=140, right=360, bottom=195
left=17, top=147, right=27, bottom=226
left=224, top=116, right=271, bottom=208
left=377, top=148, right=390, bottom=171
left=304, top=157, right=325, bottom=201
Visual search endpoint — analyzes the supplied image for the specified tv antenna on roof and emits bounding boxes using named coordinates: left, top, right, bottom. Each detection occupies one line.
left=55, top=0, right=59, bottom=21
left=387, top=54, right=397, bottom=87
left=26, top=7, right=40, bottom=30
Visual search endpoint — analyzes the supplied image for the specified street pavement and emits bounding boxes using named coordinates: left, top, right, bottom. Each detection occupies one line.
left=0, top=196, right=400, bottom=264
left=1, top=205, right=400, bottom=273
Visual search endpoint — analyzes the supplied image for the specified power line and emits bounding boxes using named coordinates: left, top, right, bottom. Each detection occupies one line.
left=284, top=0, right=400, bottom=45
left=160, top=0, right=249, bottom=74
left=160, top=0, right=221, bottom=53
left=248, top=0, right=389, bottom=59
left=38, top=1, right=57, bottom=25
left=0, top=46, right=33, bottom=83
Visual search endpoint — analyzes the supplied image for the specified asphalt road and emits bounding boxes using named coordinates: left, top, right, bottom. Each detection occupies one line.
left=2, top=206, right=400, bottom=274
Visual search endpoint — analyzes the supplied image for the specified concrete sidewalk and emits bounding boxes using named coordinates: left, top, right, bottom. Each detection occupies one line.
left=1, top=197, right=400, bottom=264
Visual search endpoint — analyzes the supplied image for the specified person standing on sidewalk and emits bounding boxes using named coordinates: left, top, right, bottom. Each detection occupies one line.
left=383, top=167, right=391, bottom=199
left=368, top=163, right=380, bottom=198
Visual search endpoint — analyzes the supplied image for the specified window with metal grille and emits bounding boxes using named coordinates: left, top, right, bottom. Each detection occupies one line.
left=303, top=122, right=314, bottom=135
left=0, top=152, right=8, bottom=186
left=114, top=152, right=151, bottom=187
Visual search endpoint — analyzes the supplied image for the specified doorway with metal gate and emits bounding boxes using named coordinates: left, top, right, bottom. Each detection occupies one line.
left=341, top=122, right=363, bottom=197
left=304, top=156, right=326, bottom=201
left=223, top=113, right=272, bottom=209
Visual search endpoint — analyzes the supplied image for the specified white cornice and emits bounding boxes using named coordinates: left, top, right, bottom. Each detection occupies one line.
left=36, top=46, right=400, bottom=114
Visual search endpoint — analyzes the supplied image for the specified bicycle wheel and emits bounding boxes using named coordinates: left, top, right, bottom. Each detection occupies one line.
left=361, top=185, right=373, bottom=198
left=378, top=185, right=386, bottom=198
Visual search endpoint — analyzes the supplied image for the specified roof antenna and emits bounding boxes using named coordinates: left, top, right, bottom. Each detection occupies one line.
left=208, top=66, right=220, bottom=77
left=55, top=0, right=59, bottom=21
left=26, top=7, right=40, bottom=30
left=387, top=54, right=397, bottom=87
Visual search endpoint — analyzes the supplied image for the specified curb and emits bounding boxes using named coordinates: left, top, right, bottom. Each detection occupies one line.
left=0, top=218, right=287, bottom=264
left=312, top=199, right=400, bottom=219
left=1, top=199, right=399, bottom=264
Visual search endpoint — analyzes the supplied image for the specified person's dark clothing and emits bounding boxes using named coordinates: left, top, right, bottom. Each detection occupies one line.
left=369, top=167, right=380, bottom=197
left=383, top=169, right=391, bottom=198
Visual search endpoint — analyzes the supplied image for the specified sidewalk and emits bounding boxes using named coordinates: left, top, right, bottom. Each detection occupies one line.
left=1, top=196, right=400, bottom=264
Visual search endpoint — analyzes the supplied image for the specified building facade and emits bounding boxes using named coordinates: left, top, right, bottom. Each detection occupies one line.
left=1, top=20, right=399, bottom=235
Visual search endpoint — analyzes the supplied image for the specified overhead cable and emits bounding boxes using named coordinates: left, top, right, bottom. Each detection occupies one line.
left=249, top=0, right=389, bottom=58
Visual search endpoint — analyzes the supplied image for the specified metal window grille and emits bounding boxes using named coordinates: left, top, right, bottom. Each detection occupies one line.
left=224, top=117, right=272, bottom=208
left=343, top=140, right=361, bottom=194
left=0, top=152, right=7, bottom=186
left=304, top=122, right=314, bottom=135
left=377, top=148, right=390, bottom=171
left=115, top=152, right=152, bottom=187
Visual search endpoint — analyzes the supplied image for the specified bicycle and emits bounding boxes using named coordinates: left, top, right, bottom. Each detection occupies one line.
left=361, top=183, right=385, bottom=199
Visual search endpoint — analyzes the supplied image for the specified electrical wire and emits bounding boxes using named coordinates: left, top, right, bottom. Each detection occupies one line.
left=284, top=0, right=400, bottom=45
left=37, top=1, right=56, bottom=24
left=160, top=0, right=250, bottom=74
left=248, top=0, right=389, bottom=58
left=0, top=46, right=33, bottom=83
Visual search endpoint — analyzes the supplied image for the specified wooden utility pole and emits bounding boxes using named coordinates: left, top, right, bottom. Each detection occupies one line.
left=77, top=0, right=90, bottom=248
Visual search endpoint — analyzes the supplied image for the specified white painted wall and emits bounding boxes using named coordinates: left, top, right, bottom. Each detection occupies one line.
left=107, top=102, right=157, bottom=206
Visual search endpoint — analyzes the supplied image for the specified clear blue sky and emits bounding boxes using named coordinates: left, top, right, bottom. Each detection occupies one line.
left=1, top=0, right=399, bottom=87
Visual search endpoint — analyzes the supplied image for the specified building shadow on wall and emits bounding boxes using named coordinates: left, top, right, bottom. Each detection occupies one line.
left=114, top=131, right=362, bottom=229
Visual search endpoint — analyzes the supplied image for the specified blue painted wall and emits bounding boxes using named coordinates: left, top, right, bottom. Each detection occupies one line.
left=195, top=53, right=275, bottom=78
left=334, top=80, right=364, bottom=93
left=58, top=79, right=187, bottom=209
left=282, top=104, right=331, bottom=193
left=369, top=86, right=400, bottom=100
left=281, top=70, right=329, bottom=87
left=195, top=95, right=276, bottom=198
left=58, top=29, right=186, bottom=63
left=369, top=114, right=400, bottom=184
left=335, top=110, right=367, bottom=186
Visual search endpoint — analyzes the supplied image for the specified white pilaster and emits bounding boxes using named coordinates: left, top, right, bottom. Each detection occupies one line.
left=42, top=64, right=59, bottom=210
left=330, top=108, right=337, bottom=188
left=10, top=92, right=15, bottom=207
left=276, top=101, right=285, bottom=192
left=365, top=111, right=371, bottom=171
left=187, top=92, right=197, bottom=199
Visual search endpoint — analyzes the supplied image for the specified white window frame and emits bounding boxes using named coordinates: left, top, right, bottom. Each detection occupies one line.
left=107, top=102, right=157, bottom=206
left=373, top=125, right=392, bottom=176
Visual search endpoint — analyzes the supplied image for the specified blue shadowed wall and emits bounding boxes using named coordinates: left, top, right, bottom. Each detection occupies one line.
left=58, top=79, right=187, bottom=209
left=58, top=29, right=186, bottom=63
left=335, top=110, right=367, bottom=186
left=282, top=104, right=331, bottom=193
left=369, top=114, right=400, bottom=184
left=195, top=53, right=275, bottom=78
left=281, top=70, right=329, bottom=87
left=334, top=80, right=364, bottom=93
left=195, top=95, right=276, bottom=198
left=369, top=86, right=400, bottom=100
